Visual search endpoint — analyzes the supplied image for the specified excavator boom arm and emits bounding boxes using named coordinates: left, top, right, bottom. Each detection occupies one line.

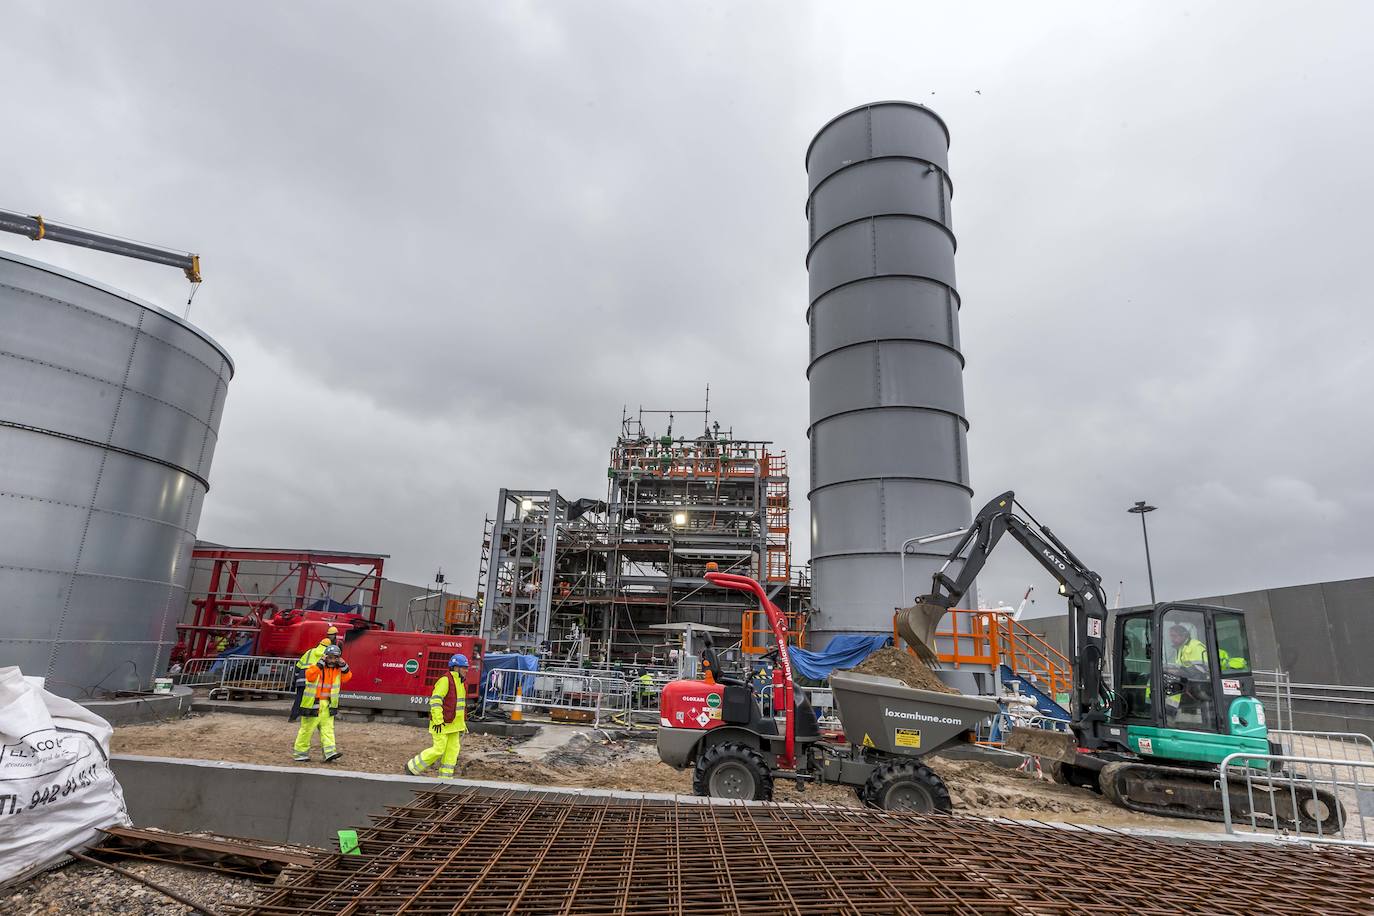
left=914, top=491, right=1116, bottom=747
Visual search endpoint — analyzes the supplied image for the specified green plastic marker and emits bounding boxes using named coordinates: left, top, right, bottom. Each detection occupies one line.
left=338, top=829, right=361, bottom=855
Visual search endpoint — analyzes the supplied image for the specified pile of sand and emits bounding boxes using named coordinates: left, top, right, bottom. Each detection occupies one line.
left=849, top=647, right=959, bottom=694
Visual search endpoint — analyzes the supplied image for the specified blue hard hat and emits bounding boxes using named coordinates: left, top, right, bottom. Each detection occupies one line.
left=324, top=644, right=342, bottom=657
left=449, top=653, right=469, bottom=668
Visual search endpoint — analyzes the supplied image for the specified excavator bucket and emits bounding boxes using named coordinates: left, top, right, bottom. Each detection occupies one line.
left=895, top=602, right=946, bottom=665
left=1002, top=726, right=1078, bottom=764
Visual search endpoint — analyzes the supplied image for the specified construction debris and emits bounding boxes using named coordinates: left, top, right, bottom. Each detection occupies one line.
left=849, top=646, right=960, bottom=694
left=242, top=788, right=1374, bottom=916
left=92, top=827, right=316, bottom=881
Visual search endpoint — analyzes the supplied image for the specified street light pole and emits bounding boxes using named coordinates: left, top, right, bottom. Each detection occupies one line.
left=1127, top=501, right=1158, bottom=605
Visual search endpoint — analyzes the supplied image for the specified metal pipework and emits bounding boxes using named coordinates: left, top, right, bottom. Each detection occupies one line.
left=806, top=101, right=973, bottom=646
left=0, top=209, right=201, bottom=282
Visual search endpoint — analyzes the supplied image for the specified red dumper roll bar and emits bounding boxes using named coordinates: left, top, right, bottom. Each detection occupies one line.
left=703, top=566, right=797, bottom=769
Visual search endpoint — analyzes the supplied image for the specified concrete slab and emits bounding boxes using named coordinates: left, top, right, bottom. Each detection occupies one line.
left=83, top=687, right=193, bottom=726
left=192, top=698, right=293, bottom=717
left=510, top=723, right=595, bottom=760
left=110, top=754, right=730, bottom=847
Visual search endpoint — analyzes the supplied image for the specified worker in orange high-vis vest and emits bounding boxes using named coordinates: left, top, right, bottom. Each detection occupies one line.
left=293, top=644, right=351, bottom=763
left=406, top=654, right=467, bottom=778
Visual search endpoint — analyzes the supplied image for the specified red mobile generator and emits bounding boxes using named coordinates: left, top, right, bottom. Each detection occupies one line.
left=259, top=610, right=484, bottom=712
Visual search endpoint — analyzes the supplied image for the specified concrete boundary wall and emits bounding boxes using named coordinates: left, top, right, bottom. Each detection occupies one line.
left=112, top=754, right=1268, bottom=851
left=111, top=755, right=731, bottom=848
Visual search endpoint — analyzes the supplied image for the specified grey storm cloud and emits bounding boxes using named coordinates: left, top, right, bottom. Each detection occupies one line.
left=3, top=1, right=1372, bottom=619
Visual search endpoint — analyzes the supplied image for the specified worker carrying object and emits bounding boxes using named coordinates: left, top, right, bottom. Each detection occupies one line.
left=293, top=644, right=351, bottom=763
left=406, top=654, right=468, bottom=779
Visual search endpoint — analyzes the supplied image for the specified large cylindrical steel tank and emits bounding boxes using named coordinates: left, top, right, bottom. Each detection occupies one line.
left=0, top=250, right=232, bottom=696
left=806, top=101, right=973, bottom=647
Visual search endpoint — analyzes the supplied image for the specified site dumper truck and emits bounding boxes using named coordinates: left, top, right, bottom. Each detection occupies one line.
left=656, top=566, right=996, bottom=811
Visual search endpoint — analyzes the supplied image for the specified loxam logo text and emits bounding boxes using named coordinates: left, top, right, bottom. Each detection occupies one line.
left=884, top=707, right=962, bottom=725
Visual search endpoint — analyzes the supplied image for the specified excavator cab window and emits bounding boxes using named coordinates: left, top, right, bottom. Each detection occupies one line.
left=1213, top=613, right=1252, bottom=673
left=1161, top=608, right=1217, bottom=731
left=1117, top=614, right=1154, bottom=721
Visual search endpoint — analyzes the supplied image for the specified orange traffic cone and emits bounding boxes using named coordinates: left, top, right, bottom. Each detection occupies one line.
left=512, top=683, right=523, bottom=722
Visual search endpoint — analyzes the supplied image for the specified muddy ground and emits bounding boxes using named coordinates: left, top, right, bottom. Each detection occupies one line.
left=111, top=713, right=1219, bottom=832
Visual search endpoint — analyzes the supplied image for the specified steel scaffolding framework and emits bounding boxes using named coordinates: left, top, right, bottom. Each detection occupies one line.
left=477, top=410, right=808, bottom=661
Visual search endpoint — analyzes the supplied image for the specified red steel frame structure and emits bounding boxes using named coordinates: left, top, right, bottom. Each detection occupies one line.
left=178, top=548, right=386, bottom=661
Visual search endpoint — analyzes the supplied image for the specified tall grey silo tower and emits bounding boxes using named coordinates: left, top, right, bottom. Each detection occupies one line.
left=806, top=101, right=973, bottom=648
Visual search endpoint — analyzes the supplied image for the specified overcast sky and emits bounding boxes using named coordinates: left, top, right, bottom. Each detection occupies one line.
left=5, top=2, right=1373, bottom=621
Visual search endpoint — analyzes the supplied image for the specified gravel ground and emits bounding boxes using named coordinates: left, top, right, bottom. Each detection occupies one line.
left=4, top=859, right=261, bottom=915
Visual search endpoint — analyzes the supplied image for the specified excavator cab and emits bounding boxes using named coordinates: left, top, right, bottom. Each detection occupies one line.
left=1111, top=603, right=1267, bottom=764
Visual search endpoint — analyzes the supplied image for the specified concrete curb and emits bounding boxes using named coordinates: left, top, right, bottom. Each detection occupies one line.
left=110, top=754, right=749, bottom=847
left=83, top=687, right=193, bottom=726
left=110, top=754, right=1245, bottom=852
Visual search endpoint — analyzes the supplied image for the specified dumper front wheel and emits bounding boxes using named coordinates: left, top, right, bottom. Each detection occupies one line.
left=694, top=743, right=774, bottom=801
left=863, top=761, right=951, bottom=814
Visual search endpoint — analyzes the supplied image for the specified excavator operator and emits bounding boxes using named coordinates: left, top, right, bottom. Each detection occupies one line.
left=1168, top=624, right=1207, bottom=667
left=1164, top=624, right=1211, bottom=724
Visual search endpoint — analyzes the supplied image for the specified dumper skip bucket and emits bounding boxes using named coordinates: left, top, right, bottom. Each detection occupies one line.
left=830, top=671, right=999, bottom=757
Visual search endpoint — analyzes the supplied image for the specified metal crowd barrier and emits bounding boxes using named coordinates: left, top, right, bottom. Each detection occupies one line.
left=1220, top=730, right=1374, bottom=847
left=1253, top=668, right=1294, bottom=731
left=481, top=669, right=632, bottom=726
left=172, top=655, right=299, bottom=699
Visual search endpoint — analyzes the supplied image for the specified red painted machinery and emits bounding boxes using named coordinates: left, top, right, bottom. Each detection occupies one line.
left=259, top=609, right=484, bottom=712
left=175, top=548, right=484, bottom=713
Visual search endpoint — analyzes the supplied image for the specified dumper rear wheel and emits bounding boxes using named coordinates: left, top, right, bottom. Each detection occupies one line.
left=863, top=761, right=951, bottom=813
left=694, top=743, right=773, bottom=801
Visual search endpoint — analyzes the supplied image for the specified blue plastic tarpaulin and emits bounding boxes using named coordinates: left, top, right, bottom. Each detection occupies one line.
left=788, top=635, right=892, bottom=681
left=479, top=653, right=539, bottom=703
left=308, top=597, right=363, bottom=615
left=209, top=639, right=254, bottom=672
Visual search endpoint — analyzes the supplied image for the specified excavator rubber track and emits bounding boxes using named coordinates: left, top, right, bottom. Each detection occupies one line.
left=1098, top=760, right=1346, bottom=832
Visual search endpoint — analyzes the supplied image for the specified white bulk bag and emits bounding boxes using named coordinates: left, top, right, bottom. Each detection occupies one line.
left=0, top=666, right=130, bottom=885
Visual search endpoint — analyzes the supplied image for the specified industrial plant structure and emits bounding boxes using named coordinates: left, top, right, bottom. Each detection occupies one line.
left=478, top=408, right=808, bottom=662
left=806, top=101, right=974, bottom=646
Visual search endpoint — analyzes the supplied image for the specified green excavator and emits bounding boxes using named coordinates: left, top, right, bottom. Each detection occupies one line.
left=898, top=491, right=1342, bottom=829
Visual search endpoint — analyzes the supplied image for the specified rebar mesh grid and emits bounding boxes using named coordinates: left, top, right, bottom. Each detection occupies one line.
left=242, top=789, right=1374, bottom=915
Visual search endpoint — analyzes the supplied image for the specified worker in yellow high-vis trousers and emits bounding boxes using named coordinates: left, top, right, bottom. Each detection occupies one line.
left=293, top=644, right=351, bottom=763
left=406, top=653, right=467, bottom=778
left=289, top=626, right=340, bottom=722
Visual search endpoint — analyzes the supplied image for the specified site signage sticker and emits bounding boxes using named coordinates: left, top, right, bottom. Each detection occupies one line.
left=706, top=693, right=721, bottom=708
left=894, top=728, right=922, bottom=749
left=404, top=659, right=420, bottom=675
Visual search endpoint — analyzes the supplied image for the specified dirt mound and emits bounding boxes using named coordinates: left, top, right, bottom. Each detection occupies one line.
left=849, top=647, right=959, bottom=694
